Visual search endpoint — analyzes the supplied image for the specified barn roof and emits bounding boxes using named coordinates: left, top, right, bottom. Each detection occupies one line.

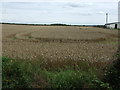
left=105, top=22, right=120, bottom=25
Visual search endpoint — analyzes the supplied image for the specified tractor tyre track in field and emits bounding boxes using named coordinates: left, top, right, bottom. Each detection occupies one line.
left=2, top=24, right=119, bottom=66
left=5, top=31, right=117, bottom=43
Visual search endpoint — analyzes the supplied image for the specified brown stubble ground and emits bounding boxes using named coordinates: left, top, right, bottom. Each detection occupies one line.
left=2, top=24, right=119, bottom=69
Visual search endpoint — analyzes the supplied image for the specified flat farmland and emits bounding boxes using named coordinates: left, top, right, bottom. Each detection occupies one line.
left=2, top=24, right=119, bottom=65
left=2, top=24, right=120, bottom=88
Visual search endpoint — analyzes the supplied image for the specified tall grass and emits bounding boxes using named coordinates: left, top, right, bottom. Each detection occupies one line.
left=2, top=56, right=110, bottom=89
left=2, top=56, right=33, bottom=88
left=104, top=51, right=120, bottom=89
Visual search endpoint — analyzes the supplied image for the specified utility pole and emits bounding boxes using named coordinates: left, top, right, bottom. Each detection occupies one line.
left=106, top=13, right=108, bottom=24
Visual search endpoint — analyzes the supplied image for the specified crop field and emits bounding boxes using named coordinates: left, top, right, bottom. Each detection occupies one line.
left=2, top=24, right=118, bottom=62
left=2, top=24, right=119, bottom=88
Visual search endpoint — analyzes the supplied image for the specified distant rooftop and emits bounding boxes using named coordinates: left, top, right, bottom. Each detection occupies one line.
left=105, top=22, right=120, bottom=25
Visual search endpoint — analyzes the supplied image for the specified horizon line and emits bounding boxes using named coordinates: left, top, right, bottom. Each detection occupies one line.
left=0, top=22, right=105, bottom=26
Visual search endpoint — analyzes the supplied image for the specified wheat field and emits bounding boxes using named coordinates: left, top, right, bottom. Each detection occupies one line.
left=2, top=24, right=119, bottom=66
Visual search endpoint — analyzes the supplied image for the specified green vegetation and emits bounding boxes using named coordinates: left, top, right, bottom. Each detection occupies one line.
left=43, top=69, right=110, bottom=88
left=12, top=37, right=17, bottom=40
left=104, top=51, right=120, bottom=89
left=2, top=52, right=117, bottom=89
left=3, top=55, right=120, bottom=89
left=2, top=22, right=70, bottom=26
left=2, top=22, right=106, bottom=27
left=2, top=56, right=33, bottom=88
left=2, top=57, right=113, bottom=88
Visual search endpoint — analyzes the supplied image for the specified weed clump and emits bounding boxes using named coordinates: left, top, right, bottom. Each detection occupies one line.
left=104, top=52, right=120, bottom=89
left=2, top=56, right=110, bottom=89
left=2, top=57, right=33, bottom=88
left=42, top=69, right=104, bottom=88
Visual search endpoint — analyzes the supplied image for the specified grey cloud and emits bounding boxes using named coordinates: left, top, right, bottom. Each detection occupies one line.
left=2, top=2, right=117, bottom=24
left=67, top=2, right=94, bottom=8
left=68, top=12, right=92, bottom=16
left=69, top=4, right=80, bottom=7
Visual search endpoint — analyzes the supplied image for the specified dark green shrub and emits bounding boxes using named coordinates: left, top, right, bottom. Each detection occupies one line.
left=41, top=68, right=107, bottom=89
left=2, top=56, right=111, bottom=89
left=2, top=57, right=33, bottom=88
left=104, top=52, right=120, bottom=89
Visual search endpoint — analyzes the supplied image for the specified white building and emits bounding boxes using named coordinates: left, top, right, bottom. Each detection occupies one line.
left=105, top=22, right=119, bottom=29
left=118, top=1, right=120, bottom=28
left=105, top=1, right=120, bottom=29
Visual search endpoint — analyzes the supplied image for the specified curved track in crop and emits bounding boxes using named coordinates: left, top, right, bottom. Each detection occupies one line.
left=2, top=24, right=119, bottom=65
left=4, top=27, right=118, bottom=43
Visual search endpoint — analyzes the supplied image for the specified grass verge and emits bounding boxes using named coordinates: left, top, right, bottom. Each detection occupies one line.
left=104, top=51, right=120, bottom=89
left=2, top=56, right=111, bottom=89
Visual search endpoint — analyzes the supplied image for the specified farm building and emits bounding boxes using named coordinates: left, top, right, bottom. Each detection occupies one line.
left=105, top=1, right=120, bottom=29
left=118, top=1, right=120, bottom=29
left=105, top=22, right=120, bottom=29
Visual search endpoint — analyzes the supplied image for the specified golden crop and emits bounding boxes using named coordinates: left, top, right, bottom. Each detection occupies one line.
left=2, top=24, right=119, bottom=68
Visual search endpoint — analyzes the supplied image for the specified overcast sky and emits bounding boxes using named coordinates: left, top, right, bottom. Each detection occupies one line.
left=1, top=0, right=120, bottom=25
